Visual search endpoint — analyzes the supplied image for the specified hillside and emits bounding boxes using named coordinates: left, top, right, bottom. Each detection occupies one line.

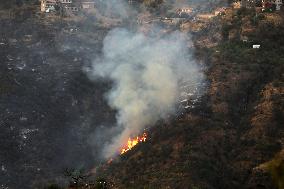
left=0, top=4, right=115, bottom=189
left=0, top=2, right=283, bottom=189
left=0, top=0, right=39, bottom=9
left=96, top=7, right=284, bottom=189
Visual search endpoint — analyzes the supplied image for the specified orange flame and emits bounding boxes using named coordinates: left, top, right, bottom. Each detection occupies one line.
left=120, top=132, right=147, bottom=154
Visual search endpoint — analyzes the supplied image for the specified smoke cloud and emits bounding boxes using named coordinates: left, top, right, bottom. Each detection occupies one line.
left=88, top=27, right=204, bottom=159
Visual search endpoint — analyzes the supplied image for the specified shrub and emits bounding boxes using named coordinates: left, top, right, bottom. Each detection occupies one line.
left=236, top=7, right=248, bottom=17
left=221, top=24, right=232, bottom=40
left=257, top=13, right=265, bottom=20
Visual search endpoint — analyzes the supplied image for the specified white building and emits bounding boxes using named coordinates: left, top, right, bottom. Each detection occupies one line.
left=176, top=7, right=193, bottom=16
left=60, top=0, right=72, bottom=3
left=41, top=0, right=72, bottom=12
left=275, top=0, right=283, bottom=10
left=41, top=0, right=95, bottom=13
left=81, top=1, right=95, bottom=9
left=41, top=0, right=57, bottom=12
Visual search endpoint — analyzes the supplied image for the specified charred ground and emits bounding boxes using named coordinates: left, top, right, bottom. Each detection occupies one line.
left=0, top=4, right=117, bottom=188
left=0, top=1, right=283, bottom=189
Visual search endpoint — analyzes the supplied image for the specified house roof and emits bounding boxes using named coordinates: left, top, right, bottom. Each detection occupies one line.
left=45, top=0, right=57, bottom=3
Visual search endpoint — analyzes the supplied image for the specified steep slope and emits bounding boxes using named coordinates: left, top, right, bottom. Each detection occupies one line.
left=0, top=5, right=115, bottom=189
left=98, top=8, right=284, bottom=189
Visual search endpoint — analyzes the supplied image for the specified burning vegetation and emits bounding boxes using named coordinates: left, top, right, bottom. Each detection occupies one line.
left=1, top=0, right=284, bottom=188
left=120, top=132, right=147, bottom=155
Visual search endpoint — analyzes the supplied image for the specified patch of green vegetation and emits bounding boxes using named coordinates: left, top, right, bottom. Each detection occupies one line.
left=215, top=34, right=284, bottom=65
left=221, top=23, right=233, bottom=40
left=215, top=41, right=250, bottom=64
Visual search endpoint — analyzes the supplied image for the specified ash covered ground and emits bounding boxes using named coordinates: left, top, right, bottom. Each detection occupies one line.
left=0, top=9, right=117, bottom=188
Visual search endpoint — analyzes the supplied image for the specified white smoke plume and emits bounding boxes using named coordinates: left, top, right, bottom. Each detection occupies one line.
left=88, top=27, right=203, bottom=159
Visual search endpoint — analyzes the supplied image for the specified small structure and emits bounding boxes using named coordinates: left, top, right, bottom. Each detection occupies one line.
left=196, top=14, right=215, bottom=20
left=60, top=0, right=78, bottom=13
left=240, top=0, right=284, bottom=11
left=41, top=0, right=57, bottom=12
left=81, top=1, right=95, bottom=9
left=241, top=35, right=249, bottom=42
left=262, top=0, right=284, bottom=11
left=275, top=0, right=283, bottom=10
left=176, top=7, right=193, bottom=16
left=263, top=0, right=273, bottom=11
left=61, top=0, right=72, bottom=3
left=41, top=0, right=95, bottom=14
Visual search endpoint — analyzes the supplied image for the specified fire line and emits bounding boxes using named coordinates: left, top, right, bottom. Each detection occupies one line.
left=120, top=132, right=147, bottom=154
